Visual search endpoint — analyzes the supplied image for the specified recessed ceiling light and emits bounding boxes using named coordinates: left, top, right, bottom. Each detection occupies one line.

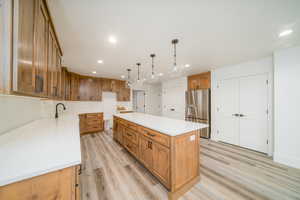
left=279, top=29, right=293, bottom=37
left=185, top=64, right=190, bottom=68
left=108, top=36, right=117, bottom=44
left=97, top=60, right=103, bottom=64
left=158, top=73, right=164, bottom=76
left=121, top=75, right=125, bottom=79
left=92, top=71, right=97, bottom=74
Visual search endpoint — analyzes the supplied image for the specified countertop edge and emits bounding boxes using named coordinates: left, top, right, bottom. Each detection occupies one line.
left=0, top=160, right=81, bottom=187
left=114, top=114, right=208, bottom=136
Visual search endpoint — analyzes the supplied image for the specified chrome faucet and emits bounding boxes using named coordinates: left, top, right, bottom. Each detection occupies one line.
left=55, top=103, right=66, bottom=118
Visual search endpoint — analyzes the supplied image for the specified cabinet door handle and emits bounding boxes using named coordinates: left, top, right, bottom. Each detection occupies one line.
left=232, top=113, right=239, bottom=117
left=146, top=132, right=156, bottom=137
left=239, top=114, right=246, bottom=117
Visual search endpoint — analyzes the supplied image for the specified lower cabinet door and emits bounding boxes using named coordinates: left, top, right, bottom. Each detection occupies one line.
left=139, top=136, right=153, bottom=169
left=152, top=142, right=170, bottom=186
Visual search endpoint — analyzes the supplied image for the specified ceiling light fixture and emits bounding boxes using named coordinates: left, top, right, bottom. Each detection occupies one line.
left=97, top=60, right=103, bottom=64
left=150, top=54, right=156, bottom=79
left=121, top=75, right=125, bottom=79
left=92, top=71, right=97, bottom=74
left=185, top=64, right=190, bottom=68
left=158, top=73, right=164, bottom=76
left=171, top=39, right=179, bottom=72
left=279, top=29, right=293, bottom=37
left=108, top=36, right=117, bottom=44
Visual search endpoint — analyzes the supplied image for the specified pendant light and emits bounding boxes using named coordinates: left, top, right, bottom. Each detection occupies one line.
left=171, top=39, right=179, bottom=72
left=136, top=63, right=141, bottom=82
left=150, top=54, right=155, bottom=79
left=126, top=68, right=131, bottom=88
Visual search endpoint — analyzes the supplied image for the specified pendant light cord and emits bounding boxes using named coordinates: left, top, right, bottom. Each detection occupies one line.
left=150, top=54, right=155, bottom=76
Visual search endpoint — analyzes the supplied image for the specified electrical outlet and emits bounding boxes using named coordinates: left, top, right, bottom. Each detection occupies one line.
left=190, top=135, right=195, bottom=141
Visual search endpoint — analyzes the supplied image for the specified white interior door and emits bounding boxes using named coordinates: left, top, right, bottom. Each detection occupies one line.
left=133, top=90, right=145, bottom=113
left=217, top=78, right=240, bottom=145
left=239, top=74, right=268, bottom=153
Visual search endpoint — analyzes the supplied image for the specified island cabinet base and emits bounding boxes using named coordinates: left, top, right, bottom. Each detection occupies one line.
left=0, top=165, right=81, bottom=200
left=113, top=116, right=200, bottom=200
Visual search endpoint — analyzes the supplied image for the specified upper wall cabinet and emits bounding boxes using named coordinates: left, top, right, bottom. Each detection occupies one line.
left=188, top=72, right=211, bottom=90
left=79, top=76, right=102, bottom=101
left=12, top=0, right=63, bottom=97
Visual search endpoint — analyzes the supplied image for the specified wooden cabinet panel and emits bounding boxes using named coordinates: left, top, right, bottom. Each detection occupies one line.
left=15, top=0, right=36, bottom=94
left=140, top=127, right=170, bottom=147
left=117, top=87, right=130, bottom=101
left=70, top=72, right=80, bottom=101
left=152, top=142, right=170, bottom=186
left=33, top=0, right=48, bottom=96
left=0, top=166, right=79, bottom=200
left=139, top=136, right=153, bottom=169
left=188, top=71, right=211, bottom=90
left=79, top=76, right=101, bottom=101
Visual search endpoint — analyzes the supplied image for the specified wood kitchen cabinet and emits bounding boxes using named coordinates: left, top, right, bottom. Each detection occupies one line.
left=117, top=87, right=130, bottom=101
left=0, top=165, right=81, bottom=200
left=139, top=136, right=153, bottom=169
left=113, top=116, right=200, bottom=199
left=79, top=113, right=104, bottom=135
left=188, top=71, right=211, bottom=90
left=79, top=76, right=102, bottom=101
left=70, top=72, right=80, bottom=101
left=47, top=27, right=62, bottom=99
left=152, top=142, right=170, bottom=185
left=13, top=0, right=63, bottom=98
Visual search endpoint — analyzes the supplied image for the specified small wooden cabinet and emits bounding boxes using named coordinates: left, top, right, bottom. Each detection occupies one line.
left=79, top=113, right=104, bottom=135
left=0, top=165, right=81, bottom=200
left=79, top=76, right=102, bottom=101
left=188, top=71, right=211, bottom=90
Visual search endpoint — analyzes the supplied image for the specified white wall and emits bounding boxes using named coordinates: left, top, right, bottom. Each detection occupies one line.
left=0, top=95, right=43, bottom=135
left=211, top=57, right=274, bottom=155
left=273, top=46, right=300, bottom=169
left=131, top=82, right=161, bottom=115
left=0, top=0, right=3, bottom=91
left=161, top=77, right=187, bottom=120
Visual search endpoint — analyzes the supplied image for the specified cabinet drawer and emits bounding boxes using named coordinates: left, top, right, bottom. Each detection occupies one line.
left=140, top=127, right=170, bottom=148
left=127, top=122, right=138, bottom=131
left=119, top=119, right=128, bottom=126
left=124, top=137, right=138, bottom=157
left=124, top=128, right=138, bottom=144
left=86, top=113, right=103, bottom=119
left=86, top=119, right=101, bottom=126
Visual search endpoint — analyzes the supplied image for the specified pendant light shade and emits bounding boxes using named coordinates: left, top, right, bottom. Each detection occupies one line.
left=150, top=54, right=155, bottom=79
left=126, top=68, right=131, bottom=88
left=171, top=39, right=179, bottom=72
left=136, top=63, right=141, bottom=82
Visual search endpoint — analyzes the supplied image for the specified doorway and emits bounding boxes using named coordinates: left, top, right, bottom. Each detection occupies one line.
left=133, top=90, right=146, bottom=113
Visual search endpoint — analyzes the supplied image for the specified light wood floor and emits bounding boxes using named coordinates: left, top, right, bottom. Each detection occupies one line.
left=80, top=131, right=300, bottom=200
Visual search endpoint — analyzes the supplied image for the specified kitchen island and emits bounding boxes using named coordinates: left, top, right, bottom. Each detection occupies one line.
left=113, top=113, right=208, bottom=200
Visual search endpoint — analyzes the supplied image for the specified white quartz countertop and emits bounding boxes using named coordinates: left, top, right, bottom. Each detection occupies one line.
left=0, top=115, right=81, bottom=186
left=114, top=113, right=208, bottom=136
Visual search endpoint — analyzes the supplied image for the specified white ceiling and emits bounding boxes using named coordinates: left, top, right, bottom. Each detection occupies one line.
left=47, top=0, right=300, bottom=82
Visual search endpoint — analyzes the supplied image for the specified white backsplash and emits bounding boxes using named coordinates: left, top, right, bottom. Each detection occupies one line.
left=0, top=95, right=43, bottom=135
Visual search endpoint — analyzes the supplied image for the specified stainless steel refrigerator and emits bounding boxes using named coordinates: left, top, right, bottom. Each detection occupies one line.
left=185, top=89, right=211, bottom=139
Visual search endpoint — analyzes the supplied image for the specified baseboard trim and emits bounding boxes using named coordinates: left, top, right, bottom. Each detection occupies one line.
left=274, top=152, right=300, bottom=169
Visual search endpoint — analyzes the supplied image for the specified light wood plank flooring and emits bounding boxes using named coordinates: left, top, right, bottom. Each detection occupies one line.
left=80, top=131, right=300, bottom=200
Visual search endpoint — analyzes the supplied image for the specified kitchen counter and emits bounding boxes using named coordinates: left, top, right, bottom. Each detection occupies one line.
left=0, top=115, right=81, bottom=186
left=114, top=112, right=208, bottom=136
